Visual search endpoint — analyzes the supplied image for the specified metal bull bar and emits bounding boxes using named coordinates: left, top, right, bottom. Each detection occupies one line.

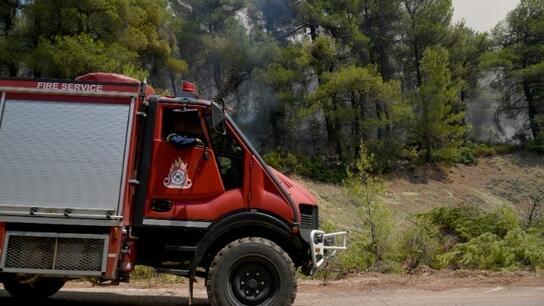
left=310, top=230, right=348, bottom=270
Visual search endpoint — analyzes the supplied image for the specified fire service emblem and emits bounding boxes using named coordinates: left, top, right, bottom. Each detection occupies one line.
left=164, top=157, right=192, bottom=189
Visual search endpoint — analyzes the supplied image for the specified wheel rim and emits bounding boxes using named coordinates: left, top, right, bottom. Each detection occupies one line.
left=229, top=256, right=279, bottom=305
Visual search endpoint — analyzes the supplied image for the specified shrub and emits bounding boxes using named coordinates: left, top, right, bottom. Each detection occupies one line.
left=337, top=231, right=375, bottom=272
left=419, top=205, right=544, bottom=271
left=470, top=143, right=520, bottom=157
left=429, top=147, right=460, bottom=164
left=366, top=138, right=405, bottom=174
left=262, top=151, right=300, bottom=173
left=421, top=141, right=523, bottom=166
left=326, top=205, right=544, bottom=275
left=439, top=229, right=544, bottom=270
left=400, top=217, right=443, bottom=269
left=527, top=135, right=544, bottom=154
left=424, top=206, right=519, bottom=242
left=263, top=151, right=346, bottom=183
left=343, top=144, right=396, bottom=272
left=439, top=232, right=516, bottom=270
left=457, top=147, right=477, bottom=165
left=431, top=143, right=521, bottom=165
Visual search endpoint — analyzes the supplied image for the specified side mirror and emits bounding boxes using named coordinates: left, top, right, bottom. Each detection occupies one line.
left=211, top=99, right=226, bottom=135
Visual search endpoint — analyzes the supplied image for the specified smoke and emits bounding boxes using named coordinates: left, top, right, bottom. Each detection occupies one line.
left=465, top=74, right=527, bottom=142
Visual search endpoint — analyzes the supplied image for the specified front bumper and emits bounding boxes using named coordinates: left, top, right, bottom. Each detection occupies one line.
left=309, top=230, right=348, bottom=271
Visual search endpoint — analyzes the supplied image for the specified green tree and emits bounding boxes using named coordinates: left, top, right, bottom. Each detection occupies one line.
left=447, top=24, right=491, bottom=105
left=310, top=65, right=410, bottom=167
left=358, top=0, right=403, bottom=80
left=353, top=0, right=405, bottom=141
left=414, top=47, right=466, bottom=162
left=264, top=42, right=314, bottom=148
left=21, top=0, right=186, bottom=87
left=344, top=144, right=394, bottom=271
left=401, top=0, right=453, bottom=88
left=489, top=0, right=544, bottom=139
left=265, top=35, right=347, bottom=153
left=248, top=0, right=298, bottom=41
left=0, top=0, right=24, bottom=76
left=170, top=0, right=253, bottom=97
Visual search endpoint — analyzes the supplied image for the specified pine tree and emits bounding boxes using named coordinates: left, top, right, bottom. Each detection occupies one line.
left=490, top=0, right=544, bottom=139
left=414, top=47, right=466, bottom=162
left=401, top=0, right=453, bottom=89
left=19, top=0, right=187, bottom=87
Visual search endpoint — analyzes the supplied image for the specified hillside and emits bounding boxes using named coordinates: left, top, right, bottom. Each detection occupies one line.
left=299, top=152, right=544, bottom=231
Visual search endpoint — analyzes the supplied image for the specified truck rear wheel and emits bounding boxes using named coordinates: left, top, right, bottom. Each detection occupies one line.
left=206, top=237, right=297, bottom=306
left=3, top=275, right=65, bottom=300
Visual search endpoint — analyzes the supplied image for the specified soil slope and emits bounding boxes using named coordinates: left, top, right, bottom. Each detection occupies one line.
left=299, top=152, right=544, bottom=229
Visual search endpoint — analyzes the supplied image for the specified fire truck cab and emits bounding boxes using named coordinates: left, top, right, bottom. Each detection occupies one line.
left=0, top=73, right=346, bottom=305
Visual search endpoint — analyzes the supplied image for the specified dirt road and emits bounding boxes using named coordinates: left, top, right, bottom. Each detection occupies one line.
left=1, top=271, right=543, bottom=305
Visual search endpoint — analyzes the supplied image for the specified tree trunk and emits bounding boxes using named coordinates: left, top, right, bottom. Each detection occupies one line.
left=8, top=63, right=17, bottom=77
left=375, top=99, right=385, bottom=140
left=523, top=80, right=541, bottom=138
left=169, top=73, right=178, bottom=97
left=425, top=134, right=431, bottom=162
left=309, top=24, right=318, bottom=41
left=212, top=57, right=223, bottom=94
left=332, top=97, right=343, bottom=159
left=270, top=109, right=283, bottom=149
left=414, top=42, right=422, bottom=87
left=424, top=97, right=431, bottom=162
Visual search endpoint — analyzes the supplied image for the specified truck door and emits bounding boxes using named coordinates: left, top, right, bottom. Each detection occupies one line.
left=143, top=106, right=246, bottom=225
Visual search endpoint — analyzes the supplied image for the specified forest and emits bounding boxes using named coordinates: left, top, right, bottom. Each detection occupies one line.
left=0, top=0, right=543, bottom=179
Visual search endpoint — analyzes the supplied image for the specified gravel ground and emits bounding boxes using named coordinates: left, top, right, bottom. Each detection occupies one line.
left=1, top=271, right=543, bottom=305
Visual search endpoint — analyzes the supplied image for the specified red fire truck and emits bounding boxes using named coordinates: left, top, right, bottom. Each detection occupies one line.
left=0, top=73, right=346, bottom=305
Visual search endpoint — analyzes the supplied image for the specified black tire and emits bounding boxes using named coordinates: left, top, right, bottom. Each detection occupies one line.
left=206, top=237, right=297, bottom=306
left=3, top=275, right=65, bottom=300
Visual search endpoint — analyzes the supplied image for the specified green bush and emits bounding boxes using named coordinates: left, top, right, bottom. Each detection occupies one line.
left=424, top=206, right=519, bottom=242
left=439, top=232, right=516, bottom=270
left=430, top=143, right=521, bottom=165
left=457, top=147, right=477, bottom=165
left=323, top=205, right=544, bottom=275
left=418, top=206, right=544, bottom=271
left=527, top=135, right=544, bottom=153
left=470, top=143, right=520, bottom=157
left=431, top=142, right=520, bottom=165
left=263, top=151, right=346, bottom=183
left=337, top=231, right=375, bottom=272
left=342, top=144, right=398, bottom=272
left=439, top=229, right=544, bottom=270
left=262, top=151, right=300, bottom=173
left=428, top=147, right=459, bottom=164
left=366, top=139, right=406, bottom=174
left=400, top=218, right=443, bottom=269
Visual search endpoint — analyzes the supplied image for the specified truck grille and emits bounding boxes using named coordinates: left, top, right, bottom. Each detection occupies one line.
left=0, top=232, right=108, bottom=276
left=299, top=204, right=318, bottom=229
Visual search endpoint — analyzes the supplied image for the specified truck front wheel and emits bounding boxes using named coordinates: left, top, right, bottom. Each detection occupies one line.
left=206, top=237, right=297, bottom=306
left=3, top=275, right=65, bottom=299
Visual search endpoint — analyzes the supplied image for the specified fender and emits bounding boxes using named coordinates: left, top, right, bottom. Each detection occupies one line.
left=188, top=211, right=307, bottom=278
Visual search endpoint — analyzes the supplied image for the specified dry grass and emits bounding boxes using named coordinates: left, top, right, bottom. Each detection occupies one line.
left=297, top=152, right=544, bottom=229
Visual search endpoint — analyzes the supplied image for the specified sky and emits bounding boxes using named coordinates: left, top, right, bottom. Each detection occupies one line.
left=452, top=0, right=520, bottom=32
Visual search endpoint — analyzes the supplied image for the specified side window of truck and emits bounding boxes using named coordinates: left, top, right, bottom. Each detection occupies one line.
left=162, top=109, right=206, bottom=143
left=205, top=115, right=244, bottom=190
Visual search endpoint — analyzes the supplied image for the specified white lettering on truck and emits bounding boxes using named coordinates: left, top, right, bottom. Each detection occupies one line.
left=37, top=82, right=103, bottom=92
